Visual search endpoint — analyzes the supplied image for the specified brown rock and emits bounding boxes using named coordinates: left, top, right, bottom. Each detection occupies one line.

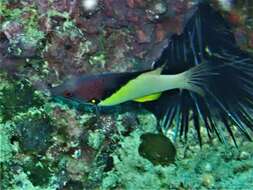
left=2, top=21, right=23, bottom=40
left=155, top=24, right=166, bottom=42
left=227, top=10, right=243, bottom=26
left=127, top=0, right=135, bottom=8
left=135, top=0, right=145, bottom=7
left=127, top=11, right=139, bottom=23
left=136, top=29, right=150, bottom=43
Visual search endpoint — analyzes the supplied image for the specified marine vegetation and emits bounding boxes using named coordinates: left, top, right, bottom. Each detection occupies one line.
left=1, top=1, right=253, bottom=190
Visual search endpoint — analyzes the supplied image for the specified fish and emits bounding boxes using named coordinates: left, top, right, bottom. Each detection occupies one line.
left=51, top=3, right=253, bottom=145
left=138, top=133, right=176, bottom=166
left=51, top=63, right=214, bottom=106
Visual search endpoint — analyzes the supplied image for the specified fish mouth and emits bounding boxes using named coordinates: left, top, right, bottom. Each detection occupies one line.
left=49, top=84, right=97, bottom=110
left=51, top=95, right=97, bottom=112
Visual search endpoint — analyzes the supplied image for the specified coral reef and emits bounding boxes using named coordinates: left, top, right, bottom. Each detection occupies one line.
left=1, top=0, right=253, bottom=189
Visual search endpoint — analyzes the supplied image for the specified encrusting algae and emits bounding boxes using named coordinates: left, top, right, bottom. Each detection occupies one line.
left=1, top=1, right=253, bottom=190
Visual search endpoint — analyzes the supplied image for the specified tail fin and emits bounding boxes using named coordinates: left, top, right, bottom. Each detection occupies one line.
left=180, top=62, right=220, bottom=96
left=144, top=3, right=253, bottom=145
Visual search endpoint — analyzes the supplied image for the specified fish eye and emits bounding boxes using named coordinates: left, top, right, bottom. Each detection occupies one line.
left=63, top=90, right=73, bottom=97
left=90, top=98, right=100, bottom=104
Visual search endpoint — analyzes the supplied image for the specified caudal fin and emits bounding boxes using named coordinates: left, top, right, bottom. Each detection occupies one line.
left=181, top=62, right=221, bottom=96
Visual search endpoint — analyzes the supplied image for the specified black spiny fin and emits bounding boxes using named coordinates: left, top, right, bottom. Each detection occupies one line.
left=154, top=2, right=237, bottom=72
left=144, top=2, right=253, bottom=145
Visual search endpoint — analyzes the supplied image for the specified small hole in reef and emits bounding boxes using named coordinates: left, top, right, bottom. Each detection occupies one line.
left=104, top=156, right=114, bottom=172
left=0, top=33, right=8, bottom=42
left=64, top=43, right=72, bottom=50
left=10, top=135, right=19, bottom=144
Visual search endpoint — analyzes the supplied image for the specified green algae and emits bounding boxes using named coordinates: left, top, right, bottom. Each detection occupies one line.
left=0, top=3, right=45, bottom=56
left=46, top=10, right=84, bottom=39
left=88, top=129, right=105, bottom=150
left=13, top=108, right=54, bottom=153
left=1, top=74, right=253, bottom=189
left=0, top=122, right=14, bottom=163
left=9, top=171, right=59, bottom=190
left=1, top=1, right=253, bottom=189
left=100, top=112, right=253, bottom=190
left=0, top=77, right=45, bottom=122
left=102, top=112, right=166, bottom=190
left=102, top=132, right=253, bottom=190
left=89, top=52, right=107, bottom=67
left=102, top=130, right=175, bottom=190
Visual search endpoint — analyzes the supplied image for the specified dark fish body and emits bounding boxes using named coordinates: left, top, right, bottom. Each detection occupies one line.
left=51, top=3, right=253, bottom=145
left=138, top=133, right=176, bottom=166
left=51, top=71, right=145, bottom=104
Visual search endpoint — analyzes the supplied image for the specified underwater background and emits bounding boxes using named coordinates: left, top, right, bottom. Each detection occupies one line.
left=1, top=0, right=253, bottom=189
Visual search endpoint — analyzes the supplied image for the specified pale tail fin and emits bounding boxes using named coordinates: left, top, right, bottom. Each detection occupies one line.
left=181, top=62, right=220, bottom=96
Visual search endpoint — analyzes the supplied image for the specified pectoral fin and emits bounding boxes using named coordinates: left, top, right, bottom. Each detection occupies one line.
left=134, top=92, right=162, bottom=102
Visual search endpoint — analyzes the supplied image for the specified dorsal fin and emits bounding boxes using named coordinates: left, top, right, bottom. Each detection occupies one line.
left=153, top=2, right=237, bottom=73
